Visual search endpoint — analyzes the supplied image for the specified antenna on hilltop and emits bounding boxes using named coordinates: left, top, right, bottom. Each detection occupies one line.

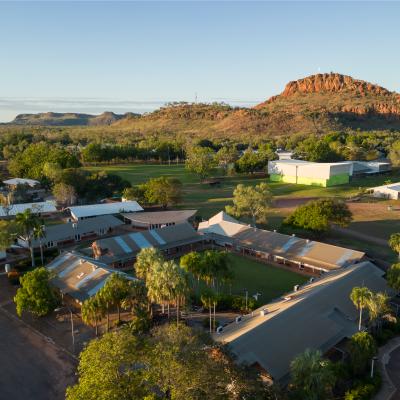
left=195, top=92, right=198, bottom=104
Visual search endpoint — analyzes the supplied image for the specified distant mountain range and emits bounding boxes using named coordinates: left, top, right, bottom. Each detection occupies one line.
left=6, top=73, right=400, bottom=135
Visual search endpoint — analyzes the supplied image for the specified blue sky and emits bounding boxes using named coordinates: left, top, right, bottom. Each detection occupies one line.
left=1, top=1, right=399, bottom=122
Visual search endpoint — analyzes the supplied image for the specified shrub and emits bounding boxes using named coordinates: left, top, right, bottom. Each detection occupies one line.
left=344, top=375, right=381, bottom=400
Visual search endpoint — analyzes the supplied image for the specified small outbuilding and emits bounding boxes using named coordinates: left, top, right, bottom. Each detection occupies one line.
left=3, top=178, right=40, bottom=188
left=370, top=182, right=400, bottom=200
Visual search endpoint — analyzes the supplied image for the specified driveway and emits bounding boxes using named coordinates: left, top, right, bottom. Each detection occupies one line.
left=387, top=345, right=400, bottom=400
left=0, top=308, right=76, bottom=400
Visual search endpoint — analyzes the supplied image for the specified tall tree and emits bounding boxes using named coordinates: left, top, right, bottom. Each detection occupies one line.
left=81, top=297, right=105, bottom=336
left=216, top=145, right=238, bottom=174
left=367, top=292, right=390, bottom=334
left=53, top=182, right=77, bottom=206
left=15, top=209, right=41, bottom=267
left=348, top=332, right=377, bottom=377
left=350, top=286, right=372, bottom=331
left=290, top=348, right=336, bottom=400
left=66, top=330, right=149, bottom=400
left=389, top=233, right=400, bottom=259
left=185, top=146, right=216, bottom=181
left=387, top=263, right=400, bottom=293
left=102, top=273, right=131, bottom=324
left=0, top=220, right=18, bottom=251
left=14, top=267, right=57, bottom=317
left=33, top=224, right=46, bottom=266
left=144, top=176, right=182, bottom=209
left=134, top=247, right=164, bottom=281
left=226, top=183, right=272, bottom=227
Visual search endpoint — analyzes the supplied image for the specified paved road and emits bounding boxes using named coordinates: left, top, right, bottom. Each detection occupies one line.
left=0, top=308, right=76, bottom=400
left=387, top=345, right=400, bottom=400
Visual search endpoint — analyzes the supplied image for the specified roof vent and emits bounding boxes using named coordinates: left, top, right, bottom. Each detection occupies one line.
left=294, top=284, right=300, bottom=292
left=273, top=229, right=277, bottom=233
left=72, top=223, right=78, bottom=229
left=216, top=326, right=223, bottom=334
left=260, top=309, right=268, bottom=316
left=306, top=239, right=310, bottom=243
left=292, top=234, right=296, bottom=237
left=235, top=316, right=242, bottom=323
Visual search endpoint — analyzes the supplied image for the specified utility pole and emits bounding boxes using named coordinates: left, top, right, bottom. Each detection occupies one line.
left=70, top=308, right=75, bottom=354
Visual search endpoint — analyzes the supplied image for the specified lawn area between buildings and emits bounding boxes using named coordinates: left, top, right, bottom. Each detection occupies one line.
left=181, top=252, right=309, bottom=306
left=224, top=253, right=308, bottom=304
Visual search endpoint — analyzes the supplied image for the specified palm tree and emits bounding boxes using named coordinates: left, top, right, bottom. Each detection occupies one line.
left=81, top=297, right=104, bottom=336
left=350, top=286, right=372, bottom=331
left=33, top=224, right=46, bottom=266
left=366, top=292, right=390, bottom=334
left=134, top=247, right=164, bottom=281
left=15, top=209, right=40, bottom=268
left=290, top=348, right=336, bottom=400
left=171, top=264, right=189, bottom=325
left=389, top=233, right=400, bottom=259
left=145, top=260, right=169, bottom=317
left=121, top=280, right=148, bottom=315
left=201, top=288, right=217, bottom=333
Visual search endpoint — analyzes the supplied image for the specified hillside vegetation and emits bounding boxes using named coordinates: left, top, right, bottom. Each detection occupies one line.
left=4, top=73, right=400, bottom=137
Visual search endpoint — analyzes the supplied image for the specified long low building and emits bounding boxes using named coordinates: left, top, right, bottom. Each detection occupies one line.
left=46, top=251, right=136, bottom=304
left=198, top=212, right=365, bottom=274
left=0, top=201, right=57, bottom=218
left=214, top=261, right=392, bottom=383
left=268, top=159, right=353, bottom=187
left=122, top=209, right=197, bottom=229
left=92, top=222, right=205, bottom=269
left=69, top=200, right=143, bottom=221
left=17, top=215, right=124, bottom=250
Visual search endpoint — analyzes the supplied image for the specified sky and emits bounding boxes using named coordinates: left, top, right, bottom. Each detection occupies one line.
left=1, top=1, right=400, bottom=122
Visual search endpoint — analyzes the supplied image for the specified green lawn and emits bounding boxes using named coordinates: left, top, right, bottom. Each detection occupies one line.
left=86, top=164, right=400, bottom=218
left=218, top=253, right=308, bottom=304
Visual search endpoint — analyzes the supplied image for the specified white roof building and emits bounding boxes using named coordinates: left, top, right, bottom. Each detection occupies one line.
left=370, top=182, right=400, bottom=200
left=69, top=201, right=143, bottom=220
left=0, top=201, right=57, bottom=218
left=3, top=178, right=40, bottom=187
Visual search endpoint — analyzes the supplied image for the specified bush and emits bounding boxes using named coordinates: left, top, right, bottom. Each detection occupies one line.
left=344, top=374, right=381, bottom=400
left=217, top=294, right=260, bottom=312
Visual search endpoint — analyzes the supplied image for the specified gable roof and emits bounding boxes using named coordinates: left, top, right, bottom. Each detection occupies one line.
left=69, top=201, right=143, bottom=219
left=214, top=261, right=392, bottom=382
left=47, top=251, right=135, bottom=303
left=93, top=222, right=202, bottom=264
left=199, top=213, right=365, bottom=271
left=29, top=215, right=123, bottom=246
left=0, top=201, right=57, bottom=218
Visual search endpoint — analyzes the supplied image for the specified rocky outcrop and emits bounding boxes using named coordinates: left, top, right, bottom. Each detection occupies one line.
left=280, top=73, right=393, bottom=97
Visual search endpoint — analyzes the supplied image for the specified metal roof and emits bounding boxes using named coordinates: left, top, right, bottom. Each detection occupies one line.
left=27, top=215, right=123, bottom=247
left=3, top=178, right=40, bottom=187
left=214, top=261, right=392, bottom=382
left=0, top=201, right=57, bottom=217
left=93, top=222, right=202, bottom=264
left=122, top=210, right=197, bottom=225
left=199, top=213, right=365, bottom=271
left=69, top=201, right=143, bottom=219
left=47, top=251, right=136, bottom=303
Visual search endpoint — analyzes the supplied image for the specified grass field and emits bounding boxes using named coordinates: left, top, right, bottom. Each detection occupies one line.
left=86, top=163, right=400, bottom=218
left=224, top=253, right=308, bottom=304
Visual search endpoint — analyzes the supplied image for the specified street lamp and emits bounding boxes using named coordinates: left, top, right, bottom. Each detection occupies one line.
left=371, top=356, right=378, bottom=378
